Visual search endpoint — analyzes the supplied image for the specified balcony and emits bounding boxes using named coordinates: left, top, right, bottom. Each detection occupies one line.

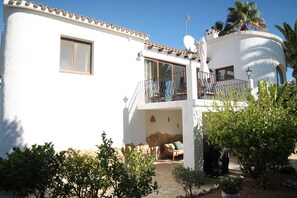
left=142, top=71, right=249, bottom=103
left=143, top=71, right=187, bottom=103
left=197, top=71, right=250, bottom=100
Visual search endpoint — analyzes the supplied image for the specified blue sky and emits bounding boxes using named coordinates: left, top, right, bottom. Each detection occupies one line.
left=1, top=0, right=296, bottom=80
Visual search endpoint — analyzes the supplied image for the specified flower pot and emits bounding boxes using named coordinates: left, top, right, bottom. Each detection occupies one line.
left=221, top=191, right=240, bottom=198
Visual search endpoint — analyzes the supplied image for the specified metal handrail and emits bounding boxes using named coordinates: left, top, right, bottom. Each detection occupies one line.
left=141, top=71, right=249, bottom=103
left=143, top=71, right=187, bottom=103
left=197, top=71, right=249, bottom=99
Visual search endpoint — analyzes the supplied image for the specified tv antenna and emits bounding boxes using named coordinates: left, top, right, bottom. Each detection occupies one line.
left=185, top=14, right=190, bottom=35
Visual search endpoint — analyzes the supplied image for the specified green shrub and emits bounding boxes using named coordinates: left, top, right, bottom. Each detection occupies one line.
left=206, top=81, right=297, bottom=188
left=96, top=132, right=158, bottom=198
left=216, top=175, right=242, bottom=194
left=0, top=132, right=158, bottom=198
left=52, top=149, right=109, bottom=198
left=121, top=146, right=158, bottom=197
left=172, top=165, right=205, bottom=197
left=0, top=143, right=61, bottom=198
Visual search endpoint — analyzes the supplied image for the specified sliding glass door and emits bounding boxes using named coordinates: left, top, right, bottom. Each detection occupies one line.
left=144, top=58, right=186, bottom=102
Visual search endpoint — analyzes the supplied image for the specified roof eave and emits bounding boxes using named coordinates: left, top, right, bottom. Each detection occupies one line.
left=4, top=0, right=150, bottom=41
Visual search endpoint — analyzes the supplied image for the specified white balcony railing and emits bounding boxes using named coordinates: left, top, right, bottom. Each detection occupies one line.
left=141, top=71, right=249, bottom=104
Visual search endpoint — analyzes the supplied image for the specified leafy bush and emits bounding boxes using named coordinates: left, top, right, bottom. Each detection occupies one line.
left=216, top=175, right=242, bottom=194
left=0, top=132, right=158, bottom=198
left=52, top=149, right=109, bottom=198
left=97, top=132, right=158, bottom=198
left=0, top=143, right=61, bottom=198
left=206, top=81, right=297, bottom=188
left=172, top=165, right=205, bottom=197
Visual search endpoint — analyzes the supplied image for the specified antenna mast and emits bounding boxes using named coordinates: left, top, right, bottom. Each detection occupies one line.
left=185, top=14, right=190, bottom=35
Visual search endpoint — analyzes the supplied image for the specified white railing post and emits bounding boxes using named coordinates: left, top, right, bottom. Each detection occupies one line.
left=249, top=78, right=254, bottom=89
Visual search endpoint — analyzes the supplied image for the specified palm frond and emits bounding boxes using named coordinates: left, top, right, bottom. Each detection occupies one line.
left=210, top=1, right=267, bottom=36
left=275, top=21, right=297, bottom=69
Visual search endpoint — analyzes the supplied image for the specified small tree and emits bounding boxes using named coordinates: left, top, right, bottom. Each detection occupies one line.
left=205, top=81, right=297, bottom=187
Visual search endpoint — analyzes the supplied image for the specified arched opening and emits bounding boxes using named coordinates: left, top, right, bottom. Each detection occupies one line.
left=276, top=65, right=284, bottom=85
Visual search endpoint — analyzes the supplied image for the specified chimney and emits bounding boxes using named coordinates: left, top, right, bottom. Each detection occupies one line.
left=205, top=29, right=219, bottom=41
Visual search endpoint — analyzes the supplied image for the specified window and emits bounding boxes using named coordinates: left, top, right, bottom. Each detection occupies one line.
left=144, top=59, right=185, bottom=86
left=60, top=37, right=92, bottom=74
left=216, top=66, right=234, bottom=81
left=144, top=58, right=186, bottom=101
left=276, top=66, right=284, bottom=84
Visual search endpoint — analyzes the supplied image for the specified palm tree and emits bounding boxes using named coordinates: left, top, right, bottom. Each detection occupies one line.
left=211, top=21, right=233, bottom=36
left=275, top=20, right=297, bottom=83
left=227, top=1, right=266, bottom=32
left=211, top=21, right=224, bottom=32
left=210, top=1, right=266, bottom=36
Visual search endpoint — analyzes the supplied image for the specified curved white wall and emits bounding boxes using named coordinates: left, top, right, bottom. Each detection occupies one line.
left=207, top=31, right=286, bottom=87
left=1, top=7, right=145, bottom=153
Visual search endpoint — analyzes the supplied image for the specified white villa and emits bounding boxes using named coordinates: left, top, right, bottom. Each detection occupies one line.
left=0, top=0, right=286, bottom=170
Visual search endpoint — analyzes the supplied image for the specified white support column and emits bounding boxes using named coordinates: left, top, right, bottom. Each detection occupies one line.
left=182, top=105, right=195, bottom=169
left=192, top=107, right=204, bottom=171
left=186, top=60, right=198, bottom=100
left=183, top=60, right=204, bottom=170
left=182, top=105, right=204, bottom=171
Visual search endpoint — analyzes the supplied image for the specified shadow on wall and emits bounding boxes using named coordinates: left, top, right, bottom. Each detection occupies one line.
left=194, top=125, right=204, bottom=171
left=123, top=82, right=146, bottom=144
left=241, top=40, right=284, bottom=86
left=123, top=106, right=130, bottom=143
left=0, top=118, right=24, bottom=157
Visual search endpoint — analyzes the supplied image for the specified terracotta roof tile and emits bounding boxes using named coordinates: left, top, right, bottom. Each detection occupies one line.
left=145, top=40, right=187, bottom=57
left=5, top=0, right=149, bottom=40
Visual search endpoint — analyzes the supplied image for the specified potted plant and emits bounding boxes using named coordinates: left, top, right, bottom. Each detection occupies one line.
left=216, top=175, right=242, bottom=198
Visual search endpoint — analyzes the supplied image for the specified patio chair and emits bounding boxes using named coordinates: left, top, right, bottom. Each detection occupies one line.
left=163, top=141, right=183, bottom=161
left=204, top=82, right=216, bottom=96
left=198, top=79, right=216, bottom=98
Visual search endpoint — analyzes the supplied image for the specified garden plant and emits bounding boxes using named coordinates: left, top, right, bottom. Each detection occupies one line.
left=205, top=81, right=297, bottom=188
left=0, top=143, right=62, bottom=198
left=0, top=132, right=158, bottom=198
left=172, top=165, right=206, bottom=197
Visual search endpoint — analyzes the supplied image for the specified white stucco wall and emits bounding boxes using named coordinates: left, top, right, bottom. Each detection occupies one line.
left=207, top=31, right=286, bottom=87
left=0, top=5, right=146, bottom=154
left=146, top=110, right=182, bottom=136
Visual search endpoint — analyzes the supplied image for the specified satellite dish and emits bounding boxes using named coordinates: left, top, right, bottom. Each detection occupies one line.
left=183, top=35, right=197, bottom=52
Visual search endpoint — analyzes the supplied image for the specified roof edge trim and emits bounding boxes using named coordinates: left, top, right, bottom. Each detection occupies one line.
left=4, top=0, right=150, bottom=40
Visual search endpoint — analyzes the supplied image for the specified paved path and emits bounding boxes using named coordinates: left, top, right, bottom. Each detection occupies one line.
left=146, top=154, right=297, bottom=198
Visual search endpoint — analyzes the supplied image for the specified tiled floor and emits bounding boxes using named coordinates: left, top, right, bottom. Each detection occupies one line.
left=145, top=156, right=240, bottom=198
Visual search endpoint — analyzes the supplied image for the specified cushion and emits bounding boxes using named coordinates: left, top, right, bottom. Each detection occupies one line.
left=168, top=143, right=175, bottom=149
left=164, top=143, right=175, bottom=150
left=174, top=141, right=183, bottom=150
